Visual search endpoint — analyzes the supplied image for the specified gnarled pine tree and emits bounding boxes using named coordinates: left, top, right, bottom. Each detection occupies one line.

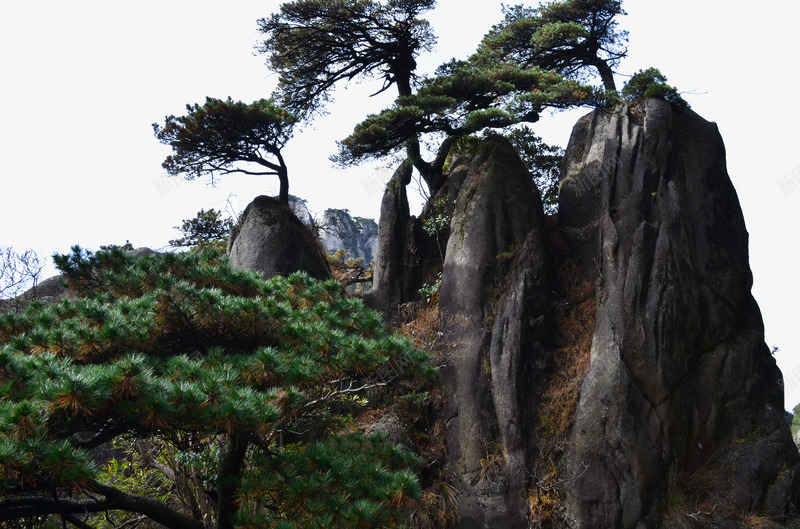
left=154, top=98, right=296, bottom=205
left=476, top=0, right=628, bottom=92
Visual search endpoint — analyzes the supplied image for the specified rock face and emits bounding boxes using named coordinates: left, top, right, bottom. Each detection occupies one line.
left=438, top=136, right=551, bottom=528
left=228, top=195, right=330, bottom=280
left=557, top=99, right=799, bottom=527
left=420, top=101, right=798, bottom=528
left=288, top=196, right=379, bottom=263
left=363, top=161, right=441, bottom=323
left=317, top=209, right=378, bottom=263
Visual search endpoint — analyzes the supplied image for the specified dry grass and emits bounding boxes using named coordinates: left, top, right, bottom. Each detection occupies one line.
left=394, top=298, right=460, bottom=529
left=528, top=258, right=596, bottom=524
left=408, top=481, right=460, bottom=529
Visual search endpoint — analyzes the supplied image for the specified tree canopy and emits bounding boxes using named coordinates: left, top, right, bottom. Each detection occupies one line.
left=621, top=67, right=686, bottom=106
left=169, top=208, right=236, bottom=249
left=258, top=0, right=437, bottom=119
left=0, top=247, right=432, bottom=528
left=476, top=0, right=628, bottom=91
left=335, top=60, right=595, bottom=192
left=154, top=98, right=297, bottom=205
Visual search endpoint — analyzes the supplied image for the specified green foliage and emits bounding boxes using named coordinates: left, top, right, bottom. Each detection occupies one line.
left=153, top=97, right=296, bottom=204
left=236, top=433, right=421, bottom=528
left=476, top=0, right=628, bottom=91
left=258, top=0, right=437, bottom=118
left=0, top=247, right=432, bottom=528
left=421, top=195, right=450, bottom=238
left=422, top=193, right=451, bottom=264
left=504, top=126, right=564, bottom=215
left=326, top=249, right=373, bottom=291
left=170, top=208, right=236, bottom=248
left=417, top=273, right=442, bottom=304
left=336, top=61, right=595, bottom=169
left=621, top=67, right=688, bottom=107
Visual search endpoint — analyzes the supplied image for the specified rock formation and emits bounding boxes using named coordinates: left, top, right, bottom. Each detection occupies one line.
left=228, top=195, right=330, bottom=280
left=404, top=100, right=800, bottom=528
left=288, top=195, right=379, bottom=263
left=317, top=209, right=379, bottom=263
left=558, top=98, right=799, bottom=527
left=363, top=161, right=442, bottom=323
left=438, top=135, right=551, bottom=528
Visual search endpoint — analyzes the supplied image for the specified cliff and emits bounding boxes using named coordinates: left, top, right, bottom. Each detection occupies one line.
left=557, top=99, right=798, bottom=527
left=376, top=99, right=799, bottom=528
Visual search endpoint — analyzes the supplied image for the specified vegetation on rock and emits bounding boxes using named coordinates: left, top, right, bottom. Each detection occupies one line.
left=154, top=98, right=297, bottom=205
left=621, top=67, right=687, bottom=106
left=475, top=0, right=628, bottom=92
left=257, top=0, right=436, bottom=118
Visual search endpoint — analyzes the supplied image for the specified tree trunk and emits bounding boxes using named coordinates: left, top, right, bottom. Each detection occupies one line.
left=593, top=59, right=617, bottom=92
left=216, top=434, right=248, bottom=529
left=406, top=140, right=444, bottom=198
left=0, top=483, right=205, bottom=529
left=277, top=164, right=289, bottom=206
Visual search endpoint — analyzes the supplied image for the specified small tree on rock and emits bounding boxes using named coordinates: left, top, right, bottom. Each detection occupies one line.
left=257, top=0, right=437, bottom=118
left=154, top=98, right=297, bottom=205
left=621, top=67, right=687, bottom=106
left=169, top=208, right=236, bottom=249
left=505, top=126, right=564, bottom=215
left=335, top=60, right=593, bottom=192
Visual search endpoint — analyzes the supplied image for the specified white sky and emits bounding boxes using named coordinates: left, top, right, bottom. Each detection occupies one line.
left=1, top=1, right=799, bottom=408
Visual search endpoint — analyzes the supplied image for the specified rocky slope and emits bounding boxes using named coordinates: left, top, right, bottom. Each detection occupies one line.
left=224, top=99, right=798, bottom=528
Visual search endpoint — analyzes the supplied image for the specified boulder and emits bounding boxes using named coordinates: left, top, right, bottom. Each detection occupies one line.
left=227, top=195, right=330, bottom=280
left=559, top=99, right=799, bottom=527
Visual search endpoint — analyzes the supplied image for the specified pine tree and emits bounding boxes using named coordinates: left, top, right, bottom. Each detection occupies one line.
left=154, top=98, right=296, bottom=205
left=0, top=246, right=432, bottom=528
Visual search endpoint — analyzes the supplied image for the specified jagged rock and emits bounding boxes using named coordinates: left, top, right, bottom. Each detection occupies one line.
left=363, top=161, right=441, bottom=322
left=363, top=161, right=414, bottom=319
left=288, top=196, right=379, bottom=263
left=364, top=158, right=456, bottom=322
left=438, top=135, right=549, bottom=528
left=227, top=195, right=330, bottom=280
left=317, top=209, right=379, bottom=263
left=558, top=99, right=799, bottom=527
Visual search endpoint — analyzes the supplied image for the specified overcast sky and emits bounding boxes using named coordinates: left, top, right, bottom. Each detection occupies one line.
left=1, top=1, right=799, bottom=408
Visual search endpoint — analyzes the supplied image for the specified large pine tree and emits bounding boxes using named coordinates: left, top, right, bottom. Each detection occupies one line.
left=0, top=246, right=431, bottom=528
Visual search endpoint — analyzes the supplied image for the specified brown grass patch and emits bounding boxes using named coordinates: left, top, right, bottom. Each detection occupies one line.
left=528, top=258, right=596, bottom=524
